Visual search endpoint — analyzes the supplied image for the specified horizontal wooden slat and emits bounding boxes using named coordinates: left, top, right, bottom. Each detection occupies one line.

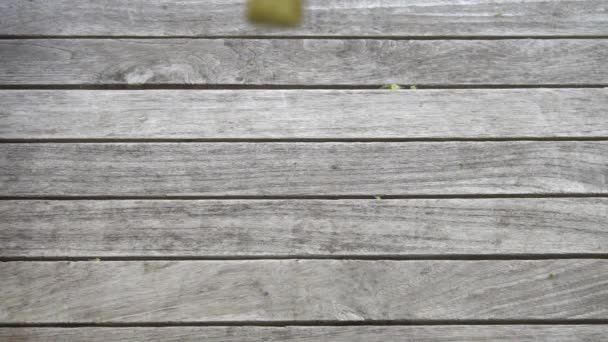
left=2, top=0, right=607, bottom=37
left=2, top=89, right=608, bottom=139
left=1, top=326, right=606, bottom=342
left=1, top=39, right=607, bottom=85
left=1, top=260, right=607, bottom=322
left=1, top=199, right=607, bottom=257
left=2, top=142, right=607, bottom=196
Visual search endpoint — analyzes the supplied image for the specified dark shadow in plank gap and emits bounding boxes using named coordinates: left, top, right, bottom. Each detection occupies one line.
left=2, top=319, right=608, bottom=328
left=1, top=194, right=607, bottom=201
left=0, top=84, right=607, bottom=90
left=2, top=35, right=608, bottom=40
left=2, top=254, right=608, bottom=262
left=3, top=137, right=608, bottom=143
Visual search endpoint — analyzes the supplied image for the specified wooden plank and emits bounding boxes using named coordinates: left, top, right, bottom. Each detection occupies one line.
left=1, top=39, right=607, bottom=85
left=1, top=326, right=606, bottom=342
left=1, top=142, right=607, bottom=196
left=2, top=0, right=607, bottom=37
left=1, top=199, right=607, bottom=257
left=1, top=260, right=607, bottom=322
left=2, top=89, right=608, bottom=139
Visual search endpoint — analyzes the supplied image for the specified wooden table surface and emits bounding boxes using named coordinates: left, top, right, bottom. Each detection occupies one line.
left=1, top=1, right=607, bottom=341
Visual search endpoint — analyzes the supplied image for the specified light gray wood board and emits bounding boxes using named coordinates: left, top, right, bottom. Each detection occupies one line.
left=1, top=199, right=607, bottom=257
left=2, top=89, right=608, bottom=139
left=1, top=39, right=607, bottom=85
left=2, top=142, right=607, bottom=196
left=1, top=326, right=606, bottom=342
left=1, top=260, right=607, bottom=322
left=2, top=0, right=608, bottom=37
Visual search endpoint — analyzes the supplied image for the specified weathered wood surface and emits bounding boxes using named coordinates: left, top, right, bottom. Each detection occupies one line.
left=1, top=39, right=607, bottom=85
left=1, top=326, right=606, bottom=342
left=2, top=89, right=608, bottom=139
left=1, top=199, right=607, bottom=257
left=2, top=0, right=607, bottom=37
left=1, top=260, right=607, bottom=322
left=2, top=142, right=607, bottom=196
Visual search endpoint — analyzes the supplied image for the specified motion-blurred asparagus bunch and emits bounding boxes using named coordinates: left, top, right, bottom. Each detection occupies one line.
left=247, top=0, right=303, bottom=26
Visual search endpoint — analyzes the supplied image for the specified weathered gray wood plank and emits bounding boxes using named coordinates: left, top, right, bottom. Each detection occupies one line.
left=2, top=142, right=607, bottom=196
left=1, top=199, right=607, bottom=257
left=2, top=0, right=607, bottom=37
left=2, top=89, right=607, bottom=139
left=1, top=326, right=606, bottom=342
left=1, top=39, right=607, bottom=85
left=1, top=260, right=606, bottom=322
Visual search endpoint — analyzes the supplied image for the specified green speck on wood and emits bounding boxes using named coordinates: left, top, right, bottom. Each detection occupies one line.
left=548, top=272, right=557, bottom=279
left=381, top=84, right=401, bottom=90
left=374, top=195, right=382, bottom=200
left=410, top=85, right=417, bottom=90
left=494, top=13, right=504, bottom=17
left=95, top=257, right=101, bottom=262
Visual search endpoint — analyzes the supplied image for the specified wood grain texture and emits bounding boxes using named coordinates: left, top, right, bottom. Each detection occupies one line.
left=1, top=0, right=607, bottom=37
left=2, top=142, right=607, bottom=196
left=1, top=199, right=607, bottom=257
left=1, top=260, right=607, bottom=322
left=1, top=326, right=606, bottom=342
left=2, top=89, right=608, bottom=139
left=1, top=39, right=607, bottom=85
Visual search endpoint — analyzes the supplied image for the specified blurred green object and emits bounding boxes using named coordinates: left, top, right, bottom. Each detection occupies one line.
left=247, top=0, right=302, bottom=26
left=380, top=84, right=402, bottom=90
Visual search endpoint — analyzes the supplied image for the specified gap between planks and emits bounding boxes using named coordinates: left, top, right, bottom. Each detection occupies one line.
left=2, top=255, right=608, bottom=262
left=3, top=138, right=608, bottom=143
left=1, top=320, right=608, bottom=327
left=0, top=85, right=607, bottom=90
left=2, top=35, right=608, bottom=40
left=1, top=194, right=607, bottom=200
